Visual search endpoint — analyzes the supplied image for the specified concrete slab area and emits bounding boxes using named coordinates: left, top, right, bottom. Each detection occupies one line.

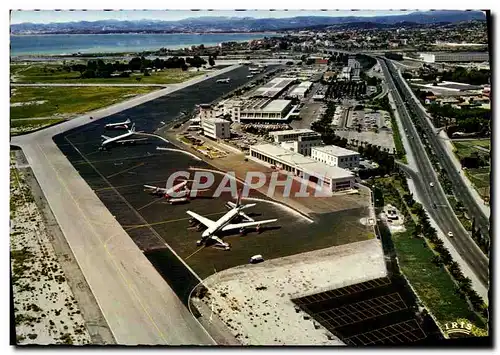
left=195, top=239, right=387, bottom=345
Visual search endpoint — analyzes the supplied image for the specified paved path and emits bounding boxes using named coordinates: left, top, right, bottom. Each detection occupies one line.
left=10, top=64, right=240, bottom=345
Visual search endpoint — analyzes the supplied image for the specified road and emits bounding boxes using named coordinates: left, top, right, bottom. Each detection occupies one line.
left=379, top=59, right=489, bottom=288
left=388, top=60, right=490, bottom=238
left=9, top=64, right=244, bottom=345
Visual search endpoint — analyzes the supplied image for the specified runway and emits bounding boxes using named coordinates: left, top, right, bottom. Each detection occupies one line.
left=9, top=64, right=248, bottom=345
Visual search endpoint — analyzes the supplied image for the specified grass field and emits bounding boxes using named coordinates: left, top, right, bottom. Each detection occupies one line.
left=378, top=178, right=485, bottom=329
left=452, top=139, right=491, bottom=201
left=10, top=86, right=158, bottom=120
left=466, top=167, right=491, bottom=200
left=10, top=86, right=159, bottom=134
left=11, top=63, right=203, bottom=85
left=453, top=139, right=491, bottom=160
left=392, top=228, right=484, bottom=327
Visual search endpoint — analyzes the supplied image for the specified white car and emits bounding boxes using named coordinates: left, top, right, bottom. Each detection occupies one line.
left=448, top=231, right=454, bottom=238
left=429, top=182, right=435, bottom=187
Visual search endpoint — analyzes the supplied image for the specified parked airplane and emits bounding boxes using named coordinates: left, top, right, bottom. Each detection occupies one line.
left=216, top=78, right=230, bottom=83
left=143, top=179, right=209, bottom=202
left=187, top=199, right=277, bottom=250
left=225, top=192, right=255, bottom=222
left=105, top=118, right=131, bottom=129
left=100, top=124, right=147, bottom=150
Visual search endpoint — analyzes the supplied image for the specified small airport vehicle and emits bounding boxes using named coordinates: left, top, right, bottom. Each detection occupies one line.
left=249, top=255, right=264, bottom=264
left=429, top=182, right=435, bottom=187
left=432, top=203, right=437, bottom=209
left=448, top=231, right=454, bottom=238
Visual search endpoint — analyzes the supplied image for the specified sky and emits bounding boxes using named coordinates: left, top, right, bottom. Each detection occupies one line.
left=10, top=10, right=417, bottom=24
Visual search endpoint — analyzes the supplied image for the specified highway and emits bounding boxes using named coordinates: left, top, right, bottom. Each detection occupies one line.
left=378, top=58, right=489, bottom=288
left=9, top=64, right=245, bottom=345
left=392, top=65, right=491, bottom=238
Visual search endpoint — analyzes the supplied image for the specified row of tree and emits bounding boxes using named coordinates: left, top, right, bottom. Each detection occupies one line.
left=67, top=55, right=210, bottom=79
left=378, top=175, right=488, bottom=321
left=441, top=67, right=490, bottom=86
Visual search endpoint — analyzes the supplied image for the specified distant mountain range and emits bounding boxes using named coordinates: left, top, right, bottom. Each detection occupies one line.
left=10, top=10, right=486, bottom=35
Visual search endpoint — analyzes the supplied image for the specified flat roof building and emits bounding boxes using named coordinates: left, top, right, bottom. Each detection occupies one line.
left=250, top=144, right=355, bottom=191
left=223, top=98, right=295, bottom=123
left=419, top=52, right=489, bottom=63
left=251, top=77, right=297, bottom=98
left=289, top=81, right=313, bottom=99
left=269, top=129, right=318, bottom=143
left=311, top=145, right=360, bottom=170
left=202, top=117, right=231, bottom=140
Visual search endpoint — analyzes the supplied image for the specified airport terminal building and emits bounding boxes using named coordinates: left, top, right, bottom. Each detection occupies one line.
left=270, top=129, right=324, bottom=156
left=311, top=145, right=360, bottom=170
left=201, top=117, right=231, bottom=139
left=250, top=144, right=355, bottom=192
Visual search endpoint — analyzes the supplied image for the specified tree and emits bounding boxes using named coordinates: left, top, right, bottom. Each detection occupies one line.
left=208, top=56, right=215, bottom=67
left=128, top=57, right=142, bottom=71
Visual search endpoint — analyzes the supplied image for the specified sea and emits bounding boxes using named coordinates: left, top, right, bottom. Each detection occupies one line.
left=10, top=33, right=279, bottom=56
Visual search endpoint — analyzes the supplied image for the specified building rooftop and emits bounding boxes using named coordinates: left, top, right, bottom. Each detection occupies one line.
left=313, top=145, right=359, bottom=157
left=252, top=77, right=296, bottom=98
left=301, top=161, right=354, bottom=180
left=203, top=117, right=229, bottom=124
left=269, top=129, right=316, bottom=137
left=251, top=144, right=354, bottom=180
left=264, top=100, right=292, bottom=112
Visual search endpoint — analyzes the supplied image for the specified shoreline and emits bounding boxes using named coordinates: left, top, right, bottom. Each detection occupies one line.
left=11, top=31, right=281, bottom=36
left=10, top=32, right=281, bottom=57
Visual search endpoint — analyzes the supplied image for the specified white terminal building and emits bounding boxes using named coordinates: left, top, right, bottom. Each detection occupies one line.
left=250, top=144, right=355, bottom=191
left=288, top=81, right=313, bottom=99
left=269, top=129, right=323, bottom=156
left=225, top=98, right=295, bottom=123
left=419, top=52, right=489, bottom=63
left=311, top=145, right=360, bottom=169
left=201, top=117, right=231, bottom=139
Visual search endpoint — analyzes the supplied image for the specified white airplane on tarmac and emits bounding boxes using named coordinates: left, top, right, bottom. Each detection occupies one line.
left=225, top=192, right=255, bottom=222
left=216, top=78, right=230, bottom=83
left=187, top=194, right=278, bottom=250
left=100, top=124, right=147, bottom=150
left=143, top=179, right=209, bottom=203
left=105, top=118, right=131, bottom=129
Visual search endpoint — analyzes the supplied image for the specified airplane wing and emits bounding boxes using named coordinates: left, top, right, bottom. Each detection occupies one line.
left=239, top=211, right=254, bottom=222
left=221, top=219, right=277, bottom=232
left=187, top=211, right=217, bottom=228
left=118, top=138, right=148, bottom=144
left=101, top=135, right=112, bottom=140
left=144, top=185, right=164, bottom=191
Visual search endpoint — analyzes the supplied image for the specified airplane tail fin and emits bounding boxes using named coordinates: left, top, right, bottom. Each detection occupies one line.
left=236, top=189, right=242, bottom=207
left=130, top=123, right=136, bottom=133
left=101, top=135, right=111, bottom=141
